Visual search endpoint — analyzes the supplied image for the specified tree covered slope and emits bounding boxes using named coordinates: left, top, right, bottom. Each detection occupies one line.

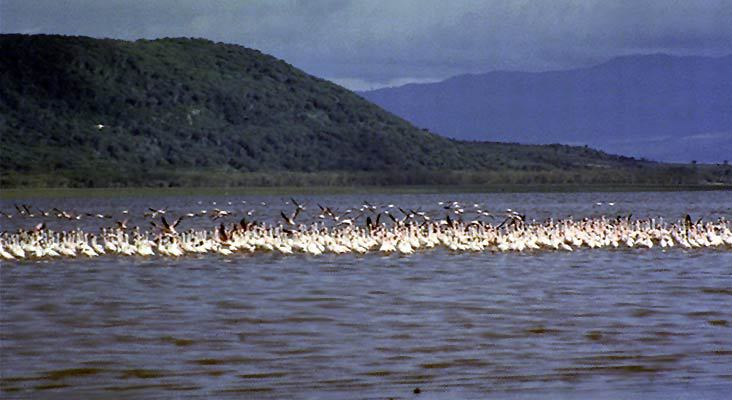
left=2, top=34, right=724, bottom=188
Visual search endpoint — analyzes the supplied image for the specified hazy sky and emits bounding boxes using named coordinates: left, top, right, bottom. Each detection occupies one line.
left=2, top=0, right=731, bottom=90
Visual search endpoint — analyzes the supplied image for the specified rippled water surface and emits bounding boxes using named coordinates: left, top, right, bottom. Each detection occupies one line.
left=2, top=191, right=731, bottom=399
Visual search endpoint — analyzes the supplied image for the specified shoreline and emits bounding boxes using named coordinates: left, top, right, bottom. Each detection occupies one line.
left=2, top=183, right=730, bottom=199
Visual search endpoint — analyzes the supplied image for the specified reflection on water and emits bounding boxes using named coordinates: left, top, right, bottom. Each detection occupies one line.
left=1, top=192, right=732, bottom=399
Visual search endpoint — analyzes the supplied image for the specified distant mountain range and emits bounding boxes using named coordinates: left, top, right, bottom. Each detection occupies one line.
left=360, top=54, right=732, bottom=163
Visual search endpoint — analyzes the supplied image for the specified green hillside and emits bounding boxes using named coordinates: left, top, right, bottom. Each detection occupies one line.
left=0, top=34, right=728, bottom=188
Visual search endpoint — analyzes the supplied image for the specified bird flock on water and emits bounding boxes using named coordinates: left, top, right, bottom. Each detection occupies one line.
left=1, top=199, right=731, bottom=260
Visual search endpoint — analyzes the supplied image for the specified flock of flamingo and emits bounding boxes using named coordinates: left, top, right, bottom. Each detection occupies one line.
left=1, top=199, right=731, bottom=260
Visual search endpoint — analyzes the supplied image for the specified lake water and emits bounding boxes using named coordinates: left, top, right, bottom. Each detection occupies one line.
left=1, top=191, right=731, bottom=399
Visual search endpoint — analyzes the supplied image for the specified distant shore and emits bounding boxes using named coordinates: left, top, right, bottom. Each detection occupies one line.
left=3, top=162, right=731, bottom=194
left=2, top=183, right=730, bottom=200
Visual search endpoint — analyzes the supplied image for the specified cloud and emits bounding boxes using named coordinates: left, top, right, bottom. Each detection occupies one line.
left=329, top=76, right=444, bottom=91
left=2, top=0, right=731, bottom=89
left=681, top=131, right=732, bottom=141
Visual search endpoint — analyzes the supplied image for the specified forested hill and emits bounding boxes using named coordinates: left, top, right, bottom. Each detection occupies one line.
left=0, top=34, right=723, bottom=188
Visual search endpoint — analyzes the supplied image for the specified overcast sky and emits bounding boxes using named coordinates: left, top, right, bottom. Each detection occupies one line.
left=2, top=0, right=731, bottom=90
